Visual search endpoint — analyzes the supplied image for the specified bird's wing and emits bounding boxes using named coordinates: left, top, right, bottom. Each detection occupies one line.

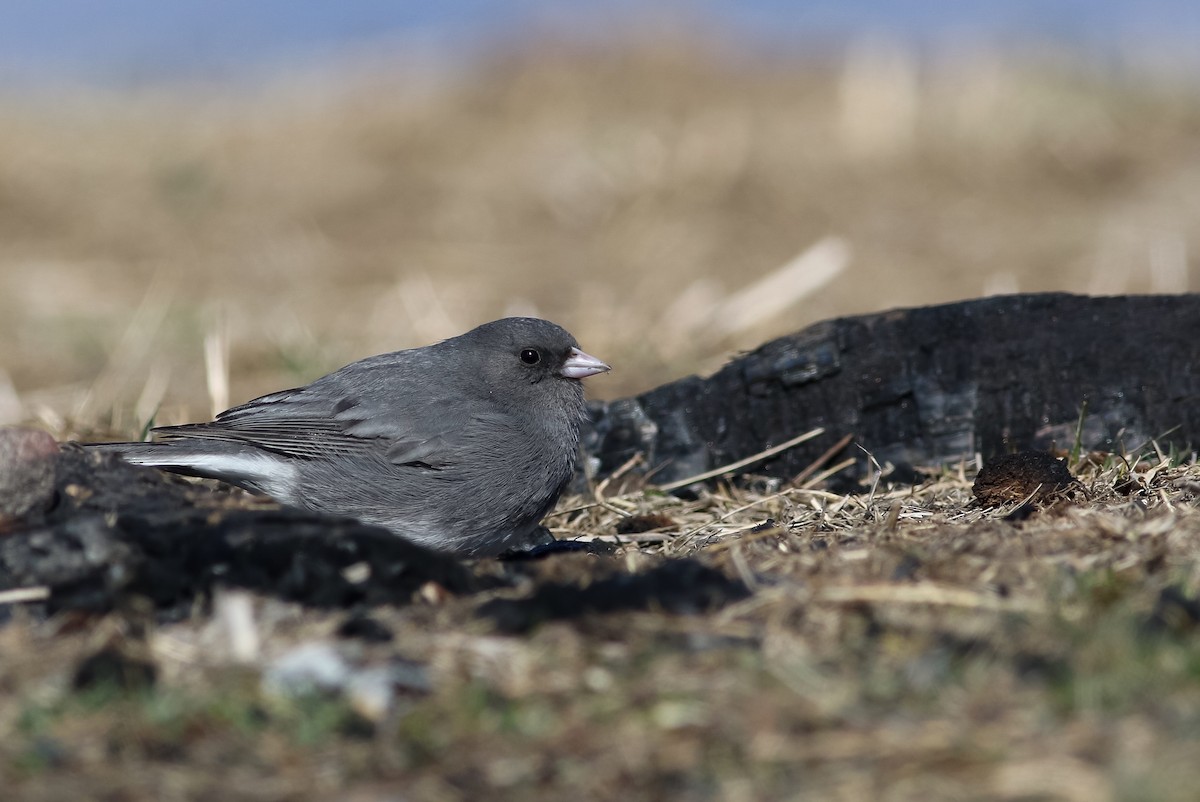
left=337, top=398, right=512, bottom=470
left=153, top=365, right=500, bottom=470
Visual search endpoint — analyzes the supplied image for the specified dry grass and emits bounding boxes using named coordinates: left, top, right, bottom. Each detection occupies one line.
left=2, top=35, right=1199, bottom=436
left=4, top=31, right=1200, bottom=802
left=4, top=452, right=1200, bottom=801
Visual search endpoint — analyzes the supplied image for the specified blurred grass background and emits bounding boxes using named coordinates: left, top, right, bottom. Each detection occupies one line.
left=1, top=18, right=1198, bottom=436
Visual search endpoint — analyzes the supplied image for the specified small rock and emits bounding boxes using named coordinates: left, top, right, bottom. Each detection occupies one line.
left=0, top=427, right=59, bottom=529
left=263, top=640, right=429, bottom=722
left=346, top=661, right=431, bottom=721
left=346, top=667, right=397, bottom=721
left=262, top=641, right=350, bottom=696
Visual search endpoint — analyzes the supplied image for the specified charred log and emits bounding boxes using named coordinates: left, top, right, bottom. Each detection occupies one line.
left=583, top=293, right=1200, bottom=487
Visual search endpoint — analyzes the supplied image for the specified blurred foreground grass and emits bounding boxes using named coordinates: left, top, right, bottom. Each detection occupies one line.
left=5, top=454, right=1200, bottom=801
left=1, top=35, right=1198, bottom=436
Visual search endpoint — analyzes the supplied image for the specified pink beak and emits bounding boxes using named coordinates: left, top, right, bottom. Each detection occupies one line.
left=560, top=347, right=611, bottom=379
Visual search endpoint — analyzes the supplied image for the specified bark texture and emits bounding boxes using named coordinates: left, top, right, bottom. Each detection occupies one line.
left=582, top=293, right=1200, bottom=486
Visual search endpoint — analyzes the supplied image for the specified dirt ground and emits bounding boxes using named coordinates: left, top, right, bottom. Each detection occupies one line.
left=3, top=31, right=1200, bottom=802
left=4, top=452, right=1200, bottom=801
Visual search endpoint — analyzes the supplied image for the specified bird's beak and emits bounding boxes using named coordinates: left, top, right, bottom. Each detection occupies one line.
left=560, top=347, right=611, bottom=379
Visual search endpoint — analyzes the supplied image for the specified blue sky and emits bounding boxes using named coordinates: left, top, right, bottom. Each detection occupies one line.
left=2, top=1, right=1197, bottom=84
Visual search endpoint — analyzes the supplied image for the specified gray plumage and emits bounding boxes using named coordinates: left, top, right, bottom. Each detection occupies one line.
left=90, top=318, right=610, bottom=556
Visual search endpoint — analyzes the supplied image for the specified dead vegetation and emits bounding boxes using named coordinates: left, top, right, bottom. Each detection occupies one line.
left=2, top=33, right=1199, bottom=436
left=3, top=446, right=1200, bottom=801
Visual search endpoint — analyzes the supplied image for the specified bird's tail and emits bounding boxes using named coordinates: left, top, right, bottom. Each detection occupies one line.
left=84, top=440, right=295, bottom=499
left=87, top=440, right=169, bottom=464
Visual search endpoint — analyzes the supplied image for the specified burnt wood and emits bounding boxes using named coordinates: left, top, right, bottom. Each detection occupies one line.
left=582, top=293, right=1200, bottom=486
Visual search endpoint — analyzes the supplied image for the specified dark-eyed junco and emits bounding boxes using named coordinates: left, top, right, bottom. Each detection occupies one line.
left=90, top=318, right=610, bottom=556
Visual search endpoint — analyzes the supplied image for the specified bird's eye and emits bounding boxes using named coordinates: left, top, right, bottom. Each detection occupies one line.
left=520, top=348, right=541, bottom=365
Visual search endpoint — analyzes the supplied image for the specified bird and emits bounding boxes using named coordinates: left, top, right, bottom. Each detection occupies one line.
left=90, top=317, right=610, bottom=557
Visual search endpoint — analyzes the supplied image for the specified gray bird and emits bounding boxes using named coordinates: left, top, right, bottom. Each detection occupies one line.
left=91, top=318, right=610, bottom=556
